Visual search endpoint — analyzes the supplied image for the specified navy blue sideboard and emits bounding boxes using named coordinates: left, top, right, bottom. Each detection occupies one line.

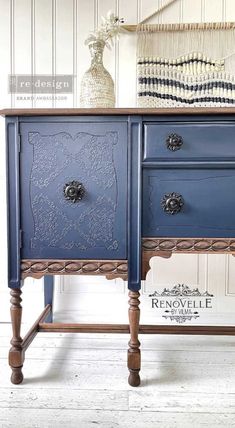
left=3, top=107, right=235, bottom=387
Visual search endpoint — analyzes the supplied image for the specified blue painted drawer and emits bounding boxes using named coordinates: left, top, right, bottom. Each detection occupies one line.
left=19, top=120, right=128, bottom=259
left=143, top=122, right=235, bottom=161
left=142, top=168, right=235, bottom=237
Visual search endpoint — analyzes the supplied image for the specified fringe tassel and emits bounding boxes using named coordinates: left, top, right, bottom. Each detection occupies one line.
left=136, top=23, right=235, bottom=107
left=137, top=25, right=235, bottom=68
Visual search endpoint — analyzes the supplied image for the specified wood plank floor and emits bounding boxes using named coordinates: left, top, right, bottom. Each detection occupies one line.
left=1, top=324, right=235, bottom=427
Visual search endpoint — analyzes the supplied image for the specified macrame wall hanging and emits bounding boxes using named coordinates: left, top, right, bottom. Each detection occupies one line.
left=123, top=0, right=235, bottom=107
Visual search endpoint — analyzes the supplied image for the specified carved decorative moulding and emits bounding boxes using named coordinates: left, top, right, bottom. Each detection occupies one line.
left=21, top=259, right=128, bottom=280
left=21, top=239, right=235, bottom=281
left=141, top=238, right=235, bottom=280
left=142, top=238, right=235, bottom=253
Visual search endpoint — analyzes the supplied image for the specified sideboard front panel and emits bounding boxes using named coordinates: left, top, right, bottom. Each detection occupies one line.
left=19, top=120, right=128, bottom=259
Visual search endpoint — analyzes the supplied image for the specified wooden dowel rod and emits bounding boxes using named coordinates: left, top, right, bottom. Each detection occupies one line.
left=22, top=305, right=52, bottom=350
left=122, top=22, right=235, bottom=33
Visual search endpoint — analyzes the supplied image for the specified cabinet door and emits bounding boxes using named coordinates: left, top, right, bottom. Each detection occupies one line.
left=20, top=120, right=127, bottom=259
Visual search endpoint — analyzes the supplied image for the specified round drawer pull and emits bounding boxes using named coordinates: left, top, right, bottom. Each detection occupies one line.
left=161, top=192, right=184, bottom=215
left=63, top=180, right=85, bottom=203
left=166, top=133, right=183, bottom=151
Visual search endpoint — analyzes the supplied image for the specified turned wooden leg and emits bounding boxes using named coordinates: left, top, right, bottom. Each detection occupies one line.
left=9, top=288, right=24, bottom=384
left=128, top=290, right=141, bottom=387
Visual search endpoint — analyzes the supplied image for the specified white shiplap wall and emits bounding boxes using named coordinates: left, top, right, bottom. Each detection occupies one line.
left=1, top=0, right=235, bottom=326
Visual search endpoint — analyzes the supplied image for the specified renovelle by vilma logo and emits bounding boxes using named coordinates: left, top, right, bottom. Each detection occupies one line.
left=149, top=284, right=214, bottom=323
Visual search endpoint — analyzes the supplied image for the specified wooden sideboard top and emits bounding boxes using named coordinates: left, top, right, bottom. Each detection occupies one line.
left=1, top=107, right=235, bottom=116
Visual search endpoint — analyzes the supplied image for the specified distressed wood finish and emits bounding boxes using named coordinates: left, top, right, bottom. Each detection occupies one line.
left=128, top=291, right=141, bottom=387
left=3, top=324, right=235, bottom=427
left=21, top=259, right=128, bottom=280
left=142, top=237, right=235, bottom=252
left=139, top=325, right=235, bottom=335
left=9, top=289, right=24, bottom=385
left=142, top=238, right=235, bottom=279
left=2, top=107, right=235, bottom=116
left=38, top=323, right=235, bottom=335
left=39, top=323, right=130, bottom=334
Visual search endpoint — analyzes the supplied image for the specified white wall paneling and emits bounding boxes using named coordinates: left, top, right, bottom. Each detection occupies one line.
left=1, top=0, right=235, bottom=325
left=204, top=0, right=224, bottom=21
left=0, top=0, right=12, bottom=322
left=14, top=0, right=32, bottom=108
left=118, top=0, right=138, bottom=106
left=76, top=0, right=96, bottom=107
left=34, top=0, right=53, bottom=107
left=226, top=0, right=235, bottom=21
left=182, top=0, right=202, bottom=22
left=97, top=0, right=117, bottom=103
left=141, top=254, right=235, bottom=325
left=55, top=0, right=74, bottom=107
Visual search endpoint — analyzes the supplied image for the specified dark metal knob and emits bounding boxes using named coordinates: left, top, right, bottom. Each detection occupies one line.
left=63, top=180, right=85, bottom=203
left=161, top=192, right=184, bottom=215
left=166, top=133, right=183, bottom=151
